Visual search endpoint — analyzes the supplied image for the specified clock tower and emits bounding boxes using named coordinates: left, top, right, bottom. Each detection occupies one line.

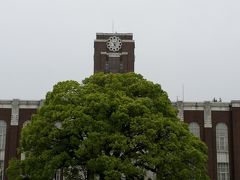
left=94, top=33, right=135, bottom=73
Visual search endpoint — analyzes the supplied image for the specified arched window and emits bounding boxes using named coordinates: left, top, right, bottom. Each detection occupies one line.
left=21, top=120, right=31, bottom=160
left=216, top=123, right=230, bottom=180
left=188, top=122, right=200, bottom=138
left=0, top=120, right=6, bottom=180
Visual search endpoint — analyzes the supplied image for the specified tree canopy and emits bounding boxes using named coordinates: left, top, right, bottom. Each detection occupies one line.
left=7, top=73, right=209, bottom=180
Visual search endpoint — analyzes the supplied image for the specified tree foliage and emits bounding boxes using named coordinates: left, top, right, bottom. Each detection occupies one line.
left=7, top=73, right=209, bottom=180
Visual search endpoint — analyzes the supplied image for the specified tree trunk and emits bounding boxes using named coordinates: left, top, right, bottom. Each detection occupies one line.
left=99, top=174, right=104, bottom=180
left=87, top=170, right=94, bottom=180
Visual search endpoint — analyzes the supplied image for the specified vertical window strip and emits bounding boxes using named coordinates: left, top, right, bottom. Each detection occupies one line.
left=216, top=123, right=229, bottom=153
left=217, top=163, right=230, bottom=180
left=0, top=121, right=6, bottom=180
left=216, top=123, right=230, bottom=180
left=21, top=120, right=31, bottom=160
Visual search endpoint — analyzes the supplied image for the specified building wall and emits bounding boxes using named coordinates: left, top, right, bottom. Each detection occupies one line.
left=175, top=101, right=240, bottom=180
left=231, top=102, right=240, bottom=180
left=1, top=99, right=240, bottom=180
left=0, top=100, right=42, bottom=180
left=94, top=33, right=135, bottom=73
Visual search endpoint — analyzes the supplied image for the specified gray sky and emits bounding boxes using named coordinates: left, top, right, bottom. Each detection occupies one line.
left=0, top=0, right=240, bottom=102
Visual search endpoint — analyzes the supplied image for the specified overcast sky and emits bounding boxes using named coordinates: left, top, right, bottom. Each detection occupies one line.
left=0, top=0, right=240, bottom=102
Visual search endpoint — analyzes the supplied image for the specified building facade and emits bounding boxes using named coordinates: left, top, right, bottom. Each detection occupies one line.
left=94, top=33, right=135, bottom=73
left=175, top=101, right=240, bottom=180
left=0, top=99, right=42, bottom=180
left=1, top=100, right=240, bottom=180
left=0, top=33, right=239, bottom=180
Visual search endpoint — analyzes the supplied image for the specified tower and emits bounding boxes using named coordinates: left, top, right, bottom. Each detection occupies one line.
left=94, top=33, right=135, bottom=73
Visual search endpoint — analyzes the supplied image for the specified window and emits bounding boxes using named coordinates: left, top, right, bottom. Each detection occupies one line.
left=216, top=123, right=230, bottom=180
left=54, top=169, right=61, bottom=180
left=21, top=121, right=31, bottom=160
left=22, top=120, right=30, bottom=128
left=217, top=163, right=230, bottom=180
left=188, top=122, right=200, bottom=138
left=0, top=121, right=6, bottom=150
left=108, top=57, right=120, bottom=73
left=216, top=123, right=228, bottom=152
left=0, top=121, right=6, bottom=180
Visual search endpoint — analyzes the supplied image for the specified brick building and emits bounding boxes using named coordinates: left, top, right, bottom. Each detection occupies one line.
left=1, top=100, right=240, bottom=180
left=175, top=101, right=240, bottom=180
left=0, top=33, right=239, bottom=180
left=94, top=33, right=135, bottom=74
left=0, top=100, right=42, bottom=180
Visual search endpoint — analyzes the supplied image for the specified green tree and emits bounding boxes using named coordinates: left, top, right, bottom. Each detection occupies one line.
left=7, top=73, right=209, bottom=180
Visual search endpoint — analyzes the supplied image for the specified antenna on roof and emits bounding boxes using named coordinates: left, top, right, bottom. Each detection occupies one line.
left=112, top=20, right=114, bottom=33
left=182, top=84, right=185, bottom=102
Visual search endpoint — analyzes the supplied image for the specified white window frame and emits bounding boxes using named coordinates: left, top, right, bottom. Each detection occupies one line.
left=216, top=123, right=230, bottom=180
left=217, top=163, right=230, bottom=180
left=189, top=122, right=200, bottom=138
left=21, top=120, right=31, bottom=160
left=0, top=120, right=6, bottom=180
left=216, top=123, right=229, bottom=153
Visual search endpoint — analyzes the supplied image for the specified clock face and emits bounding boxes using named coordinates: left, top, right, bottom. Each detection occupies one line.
left=106, top=36, right=122, bottom=52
